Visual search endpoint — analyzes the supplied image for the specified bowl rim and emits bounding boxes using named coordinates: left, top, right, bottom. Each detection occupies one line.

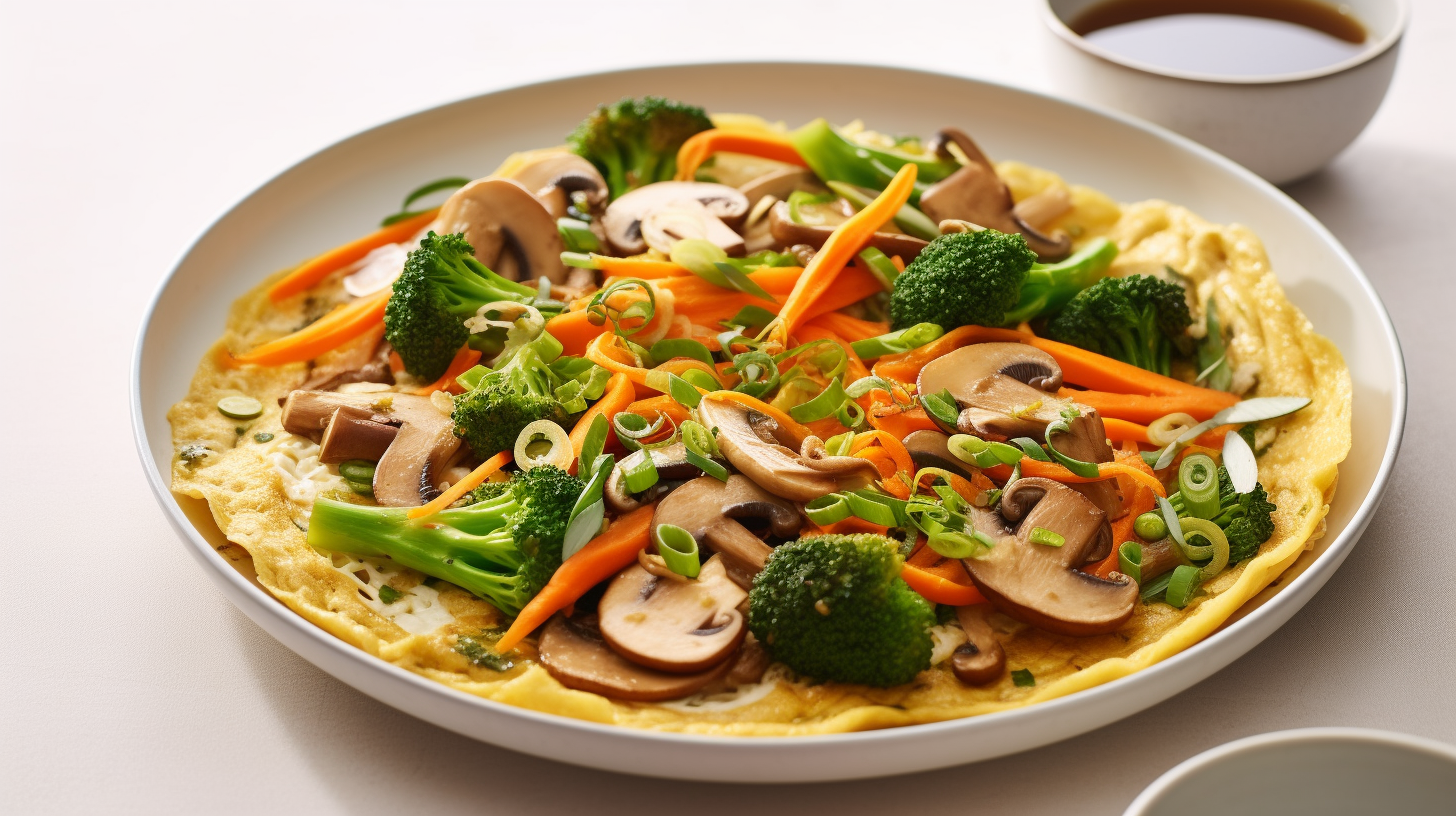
left=1124, top=727, right=1456, bottom=815
left=130, top=59, right=1408, bottom=767
left=1038, top=0, right=1411, bottom=86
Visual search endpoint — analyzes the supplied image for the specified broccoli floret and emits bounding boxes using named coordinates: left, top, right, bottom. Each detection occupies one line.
left=888, top=230, right=1117, bottom=331
left=307, top=465, right=583, bottom=616
left=1045, top=274, right=1192, bottom=376
left=1167, top=465, right=1277, bottom=563
left=566, top=96, right=713, bottom=199
left=463, top=478, right=513, bottom=506
left=451, top=343, right=570, bottom=459
left=748, top=534, right=935, bottom=687
left=383, top=231, right=541, bottom=381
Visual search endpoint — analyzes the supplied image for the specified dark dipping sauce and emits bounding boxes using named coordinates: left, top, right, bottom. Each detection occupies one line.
left=1071, top=0, right=1369, bottom=77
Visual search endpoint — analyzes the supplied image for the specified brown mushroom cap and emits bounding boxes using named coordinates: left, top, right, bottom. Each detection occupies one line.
left=738, top=168, right=827, bottom=254
left=650, top=475, right=800, bottom=582
left=919, top=128, right=1071, bottom=261
left=505, top=152, right=608, bottom=220
left=597, top=555, right=748, bottom=673
left=767, top=201, right=928, bottom=262
left=963, top=477, right=1136, bottom=637
left=435, top=178, right=568, bottom=283
left=904, top=429, right=978, bottom=480
left=536, top=614, right=731, bottom=702
left=917, top=343, right=1124, bottom=521
left=280, top=390, right=459, bottom=507
left=317, top=406, right=398, bottom=464
left=697, top=396, right=877, bottom=502
left=951, top=604, right=1007, bottom=685
left=601, top=181, right=750, bottom=256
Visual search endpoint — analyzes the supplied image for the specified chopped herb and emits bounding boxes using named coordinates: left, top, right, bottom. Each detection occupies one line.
left=217, top=395, right=264, bottom=420
left=1011, top=669, right=1036, bottom=687
left=377, top=585, right=402, bottom=605
left=455, top=631, right=515, bottom=671
left=235, top=426, right=246, bottom=436
left=179, top=444, right=210, bottom=466
left=253, top=432, right=274, bottom=443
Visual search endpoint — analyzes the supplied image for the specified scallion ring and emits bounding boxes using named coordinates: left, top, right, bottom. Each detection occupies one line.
left=217, top=395, right=264, bottom=420
left=653, top=523, right=701, bottom=579
left=823, top=431, right=856, bottom=457
left=586, top=278, right=656, bottom=338
left=1177, top=517, right=1231, bottom=580
left=728, top=350, right=780, bottom=397
left=804, top=494, right=852, bottom=525
left=1029, top=527, right=1066, bottom=548
left=1044, top=419, right=1101, bottom=478
left=612, top=411, right=665, bottom=452
left=619, top=449, right=660, bottom=494
left=1118, top=541, right=1143, bottom=584
left=788, top=377, right=853, bottom=424
left=1147, top=412, right=1198, bottom=447
left=1178, top=453, right=1221, bottom=519
left=1164, top=565, right=1202, bottom=608
left=577, top=413, right=609, bottom=473
left=514, top=419, right=572, bottom=471
left=649, top=338, right=715, bottom=368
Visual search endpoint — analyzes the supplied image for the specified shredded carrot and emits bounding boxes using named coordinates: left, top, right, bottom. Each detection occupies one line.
left=227, top=289, right=391, bottom=367
left=267, top=209, right=438, bottom=303
left=772, top=164, right=917, bottom=342
left=567, top=373, right=634, bottom=473
left=806, top=311, right=890, bottom=343
left=406, top=451, right=512, bottom=520
left=1060, top=389, right=1235, bottom=423
left=809, top=516, right=890, bottom=536
left=866, top=403, right=939, bottom=439
left=902, top=562, right=987, bottom=606
left=1089, top=444, right=1160, bottom=579
left=674, top=128, right=808, bottom=182
left=388, top=349, right=405, bottom=374
left=413, top=346, right=481, bottom=396
left=494, top=504, right=656, bottom=653
left=985, top=459, right=1167, bottom=497
left=594, top=256, right=691, bottom=279
left=623, top=396, right=692, bottom=429
left=1104, top=417, right=1152, bottom=445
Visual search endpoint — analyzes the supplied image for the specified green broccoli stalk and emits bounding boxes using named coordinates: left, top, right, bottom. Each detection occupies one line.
left=1045, top=274, right=1193, bottom=376
left=566, top=96, right=713, bottom=199
left=451, top=333, right=573, bottom=459
left=790, top=119, right=959, bottom=206
left=307, top=465, right=583, bottom=616
left=383, top=231, right=544, bottom=381
left=888, top=229, right=1117, bottom=332
left=1167, top=465, right=1277, bottom=563
left=748, top=534, right=936, bottom=687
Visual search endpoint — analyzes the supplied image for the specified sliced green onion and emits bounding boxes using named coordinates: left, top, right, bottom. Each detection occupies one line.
left=1010, top=437, right=1052, bottom=462
left=728, top=350, right=780, bottom=398
left=612, top=411, right=665, bottom=452
left=562, top=251, right=598, bottom=269
left=1134, top=512, right=1168, bottom=541
left=1044, top=414, right=1101, bottom=478
left=619, top=449, right=660, bottom=494
left=653, top=523, right=701, bottom=579
left=947, top=434, right=1024, bottom=468
left=804, top=494, right=852, bottom=525
left=712, top=261, right=776, bottom=302
left=1140, top=570, right=1174, bottom=602
left=563, top=454, right=614, bottom=560
left=665, top=372, right=704, bottom=408
left=557, top=217, right=601, bottom=254
left=824, top=431, right=856, bottom=457
left=217, top=395, right=263, bottom=420
left=1157, top=496, right=1188, bottom=551
left=1195, top=299, right=1232, bottom=391
left=920, top=389, right=960, bottom=428
left=723, top=305, right=778, bottom=332
left=377, top=585, right=402, bottom=604
left=787, top=190, right=837, bottom=224
left=586, top=278, right=656, bottom=338
left=1029, top=527, right=1066, bottom=548
left=554, top=379, right=588, bottom=414
left=827, top=181, right=940, bottom=241
left=253, top=432, right=274, bottom=443
left=456, top=364, right=491, bottom=391
left=578, top=413, right=609, bottom=473
left=850, top=322, right=944, bottom=360
left=379, top=176, right=470, bottom=226
left=1222, top=428, right=1259, bottom=494
left=788, top=377, right=852, bottom=424
left=680, top=368, right=719, bottom=392
left=1011, top=669, right=1036, bottom=687
left=1164, top=564, right=1202, bottom=608
left=1154, top=396, right=1311, bottom=470
left=681, top=420, right=730, bottom=481
left=1178, top=517, right=1231, bottom=581
left=855, top=247, right=902, bottom=291
left=514, top=419, right=572, bottom=471
left=686, top=448, right=729, bottom=481
left=1178, top=454, right=1221, bottom=519
left=1119, top=541, right=1143, bottom=584
left=926, top=530, right=995, bottom=560
left=650, top=338, right=715, bottom=367
left=808, top=490, right=908, bottom=528
left=844, top=376, right=902, bottom=403
left=338, top=460, right=377, bottom=483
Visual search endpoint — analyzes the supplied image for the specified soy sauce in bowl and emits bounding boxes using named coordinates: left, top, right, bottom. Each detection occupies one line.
left=1071, top=0, right=1368, bottom=77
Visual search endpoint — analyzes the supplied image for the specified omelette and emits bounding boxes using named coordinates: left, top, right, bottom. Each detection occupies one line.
left=169, top=101, right=1350, bottom=735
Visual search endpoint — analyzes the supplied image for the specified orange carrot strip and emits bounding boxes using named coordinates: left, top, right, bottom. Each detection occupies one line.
left=806, top=311, right=890, bottom=343
left=268, top=209, right=438, bottom=302
left=623, top=396, right=692, bottom=431
left=674, top=128, right=808, bottom=182
left=1105, top=417, right=1152, bottom=445
left=773, top=164, right=917, bottom=341
left=406, top=451, right=512, bottom=520
left=228, top=289, right=392, bottom=367
left=413, top=346, right=481, bottom=396
left=494, top=504, right=656, bottom=653
left=850, top=430, right=914, bottom=475
left=867, top=403, right=939, bottom=439
left=985, top=459, right=1167, bottom=497
left=594, top=256, right=692, bottom=279
left=1089, top=444, right=1161, bottom=578
left=902, top=563, right=987, bottom=606
left=1060, top=389, right=1233, bottom=424
left=567, top=373, right=634, bottom=473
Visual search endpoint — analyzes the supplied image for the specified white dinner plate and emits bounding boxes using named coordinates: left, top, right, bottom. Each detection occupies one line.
left=131, top=62, right=1406, bottom=783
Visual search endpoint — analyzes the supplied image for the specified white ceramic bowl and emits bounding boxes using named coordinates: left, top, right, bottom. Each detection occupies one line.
left=132, top=62, right=1406, bottom=783
left=1126, top=728, right=1456, bottom=815
left=1041, top=0, right=1409, bottom=185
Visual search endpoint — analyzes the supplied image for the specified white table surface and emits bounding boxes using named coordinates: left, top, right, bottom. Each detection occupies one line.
left=4, top=2, right=1452, bottom=813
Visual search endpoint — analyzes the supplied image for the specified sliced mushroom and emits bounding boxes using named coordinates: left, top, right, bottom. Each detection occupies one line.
left=317, top=406, right=398, bottom=464
left=504, top=152, right=608, bottom=220
left=963, top=477, right=1136, bottom=637
left=904, top=429, right=978, bottom=481
left=738, top=167, right=826, bottom=254
left=1138, top=536, right=1191, bottom=582
left=651, top=475, right=800, bottom=582
left=917, top=343, right=1124, bottom=522
left=536, top=614, right=731, bottom=702
left=920, top=128, right=1071, bottom=261
left=951, top=605, right=1007, bottom=685
left=435, top=178, right=567, bottom=283
left=602, top=181, right=750, bottom=256
left=598, top=555, right=748, bottom=673
left=767, top=201, right=928, bottom=261
left=603, top=442, right=722, bottom=513
left=280, top=390, right=459, bottom=507
left=300, top=327, right=394, bottom=392
left=697, top=396, right=877, bottom=502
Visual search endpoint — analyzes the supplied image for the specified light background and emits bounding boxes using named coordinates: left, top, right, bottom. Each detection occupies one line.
left=2, top=1, right=1452, bottom=813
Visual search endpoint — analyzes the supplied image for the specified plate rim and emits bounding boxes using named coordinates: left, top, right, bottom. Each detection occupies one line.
left=130, top=59, right=1408, bottom=775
